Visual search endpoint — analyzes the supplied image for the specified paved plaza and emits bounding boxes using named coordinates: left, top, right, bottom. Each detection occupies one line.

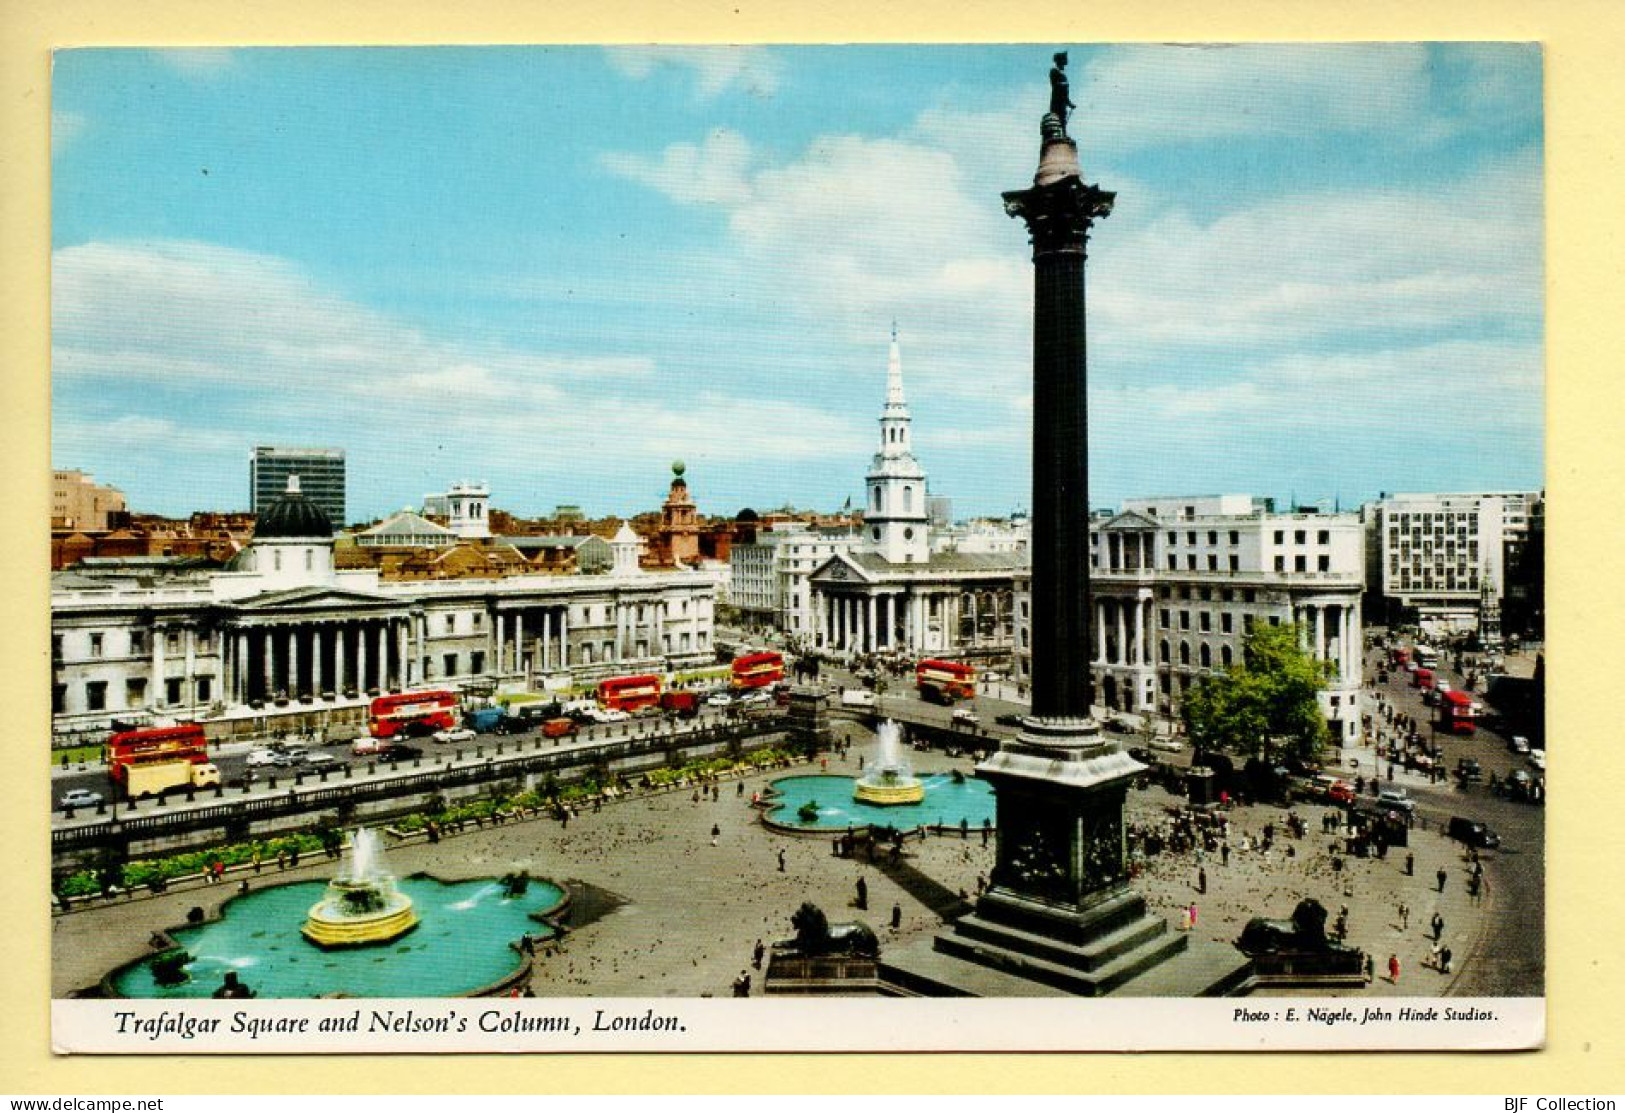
left=54, top=715, right=1503, bottom=1000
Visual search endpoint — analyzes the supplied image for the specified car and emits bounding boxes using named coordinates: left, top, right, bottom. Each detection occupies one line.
left=1149, top=736, right=1186, bottom=755
left=245, top=748, right=281, bottom=768
left=433, top=727, right=477, bottom=745
left=378, top=743, right=423, bottom=763
left=706, top=691, right=734, bottom=708
left=994, top=712, right=1024, bottom=728
left=60, top=788, right=104, bottom=810
left=950, top=707, right=980, bottom=727
left=1376, top=788, right=1415, bottom=814
left=351, top=736, right=390, bottom=756
left=589, top=707, right=630, bottom=724
left=1527, top=748, right=1545, bottom=771
left=542, top=718, right=579, bottom=739
left=1456, top=757, right=1484, bottom=781
left=738, top=690, right=772, bottom=707
left=1508, top=735, right=1530, bottom=754
left=1447, top=816, right=1500, bottom=848
left=302, top=752, right=344, bottom=771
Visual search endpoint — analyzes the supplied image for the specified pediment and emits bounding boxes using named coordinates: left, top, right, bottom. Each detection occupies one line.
left=808, top=553, right=875, bottom=585
left=232, top=585, right=404, bottom=612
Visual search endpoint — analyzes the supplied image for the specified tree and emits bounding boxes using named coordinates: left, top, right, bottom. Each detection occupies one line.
left=1182, top=623, right=1334, bottom=765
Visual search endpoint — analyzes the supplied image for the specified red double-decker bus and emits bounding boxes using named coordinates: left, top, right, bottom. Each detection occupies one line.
left=596, top=674, right=663, bottom=712
left=108, top=723, right=212, bottom=795
left=1436, top=689, right=1476, bottom=735
left=731, top=651, right=785, bottom=690
left=369, top=690, right=458, bottom=739
left=917, top=659, right=976, bottom=704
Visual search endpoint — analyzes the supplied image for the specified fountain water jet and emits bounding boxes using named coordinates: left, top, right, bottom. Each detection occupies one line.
left=301, top=828, right=419, bottom=948
left=853, top=720, right=925, bottom=806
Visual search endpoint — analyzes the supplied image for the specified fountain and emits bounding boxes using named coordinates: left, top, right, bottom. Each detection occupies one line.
left=301, top=828, right=419, bottom=948
left=853, top=720, right=925, bottom=806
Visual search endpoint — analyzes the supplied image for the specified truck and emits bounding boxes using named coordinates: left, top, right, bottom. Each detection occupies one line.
left=659, top=690, right=700, bottom=718
left=466, top=707, right=508, bottom=734
left=840, top=689, right=877, bottom=709
left=108, top=723, right=221, bottom=799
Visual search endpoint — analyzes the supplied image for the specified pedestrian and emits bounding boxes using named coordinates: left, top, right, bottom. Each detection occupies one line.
left=891, top=903, right=902, bottom=931
left=1440, top=946, right=1453, bottom=974
left=711, top=823, right=720, bottom=847
left=1221, top=843, right=1230, bottom=867
left=1431, top=912, right=1445, bottom=941
left=855, top=875, right=868, bottom=910
left=1188, top=902, right=1198, bottom=929
left=777, top=848, right=787, bottom=872
left=1398, top=902, right=1410, bottom=930
left=1388, top=953, right=1401, bottom=983
left=737, top=781, right=745, bottom=797
left=1178, top=906, right=1191, bottom=931
left=752, top=938, right=765, bottom=969
left=1436, top=867, right=1448, bottom=893
left=1405, top=852, right=1414, bottom=877
left=1363, top=953, right=1375, bottom=983
left=1197, top=867, right=1207, bottom=894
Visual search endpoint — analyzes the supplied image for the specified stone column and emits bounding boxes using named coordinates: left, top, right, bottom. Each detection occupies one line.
left=152, top=625, right=166, bottom=707
left=236, top=631, right=248, bottom=703
left=289, top=627, right=301, bottom=696
left=1134, top=596, right=1146, bottom=667
left=415, top=613, right=426, bottom=685
left=866, top=595, right=877, bottom=654
left=1096, top=602, right=1107, bottom=664
left=1116, top=601, right=1127, bottom=666
left=183, top=625, right=197, bottom=708
left=397, top=621, right=409, bottom=687
left=357, top=623, right=369, bottom=692
left=1314, top=604, right=1326, bottom=661
left=559, top=605, right=570, bottom=668
left=335, top=624, right=348, bottom=692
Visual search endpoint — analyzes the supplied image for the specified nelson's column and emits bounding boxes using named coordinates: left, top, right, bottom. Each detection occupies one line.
left=880, top=53, right=1249, bottom=997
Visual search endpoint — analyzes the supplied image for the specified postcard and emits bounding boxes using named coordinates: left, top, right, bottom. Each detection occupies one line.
left=47, top=43, right=1544, bottom=1053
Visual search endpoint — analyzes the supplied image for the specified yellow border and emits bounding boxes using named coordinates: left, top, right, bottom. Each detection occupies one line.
left=5, top=0, right=1622, bottom=1095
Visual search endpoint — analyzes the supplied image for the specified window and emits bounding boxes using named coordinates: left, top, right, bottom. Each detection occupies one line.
left=86, top=681, right=107, bottom=712
left=1199, top=587, right=1211, bottom=601
left=167, top=632, right=180, bottom=652
left=1273, top=530, right=1284, bottom=544
left=903, top=486, right=914, bottom=512
left=1317, top=530, right=1330, bottom=545
left=274, top=551, right=282, bottom=571
left=1274, top=556, right=1285, bottom=572
left=89, top=633, right=103, bottom=658
left=197, top=677, right=212, bottom=703
left=1180, top=610, right=1190, bottom=630
left=445, top=615, right=456, bottom=633
left=1318, top=554, right=1331, bottom=572
left=1244, top=589, right=1256, bottom=603
left=1160, top=608, right=1171, bottom=629
left=471, top=651, right=485, bottom=674
left=1207, top=531, right=1218, bottom=545
left=1186, top=531, right=1197, bottom=545
left=52, top=634, right=63, bottom=662
left=1268, top=615, right=1281, bottom=627
left=1179, top=643, right=1191, bottom=666
left=305, top=550, right=313, bottom=571
left=1229, top=531, right=1239, bottom=545
left=130, top=630, right=146, bottom=655
left=473, top=613, right=483, bottom=629
left=443, top=654, right=458, bottom=677
left=1295, top=555, right=1307, bottom=573
left=872, top=527, right=882, bottom=542
left=1221, top=613, right=1233, bottom=634
left=1167, top=554, right=1177, bottom=571
left=1186, top=554, right=1196, bottom=571
left=1221, top=645, right=1233, bottom=667
left=166, top=678, right=183, bottom=705
left=1200, top=612, right=1211, bottom=632
left=126, top=678, right=147, bottom=707
left=1207, top=555, right=1218, bottom=571
left=53, top=684, right=65, bottom=714
left=1200, top=644, right=1212, bottom=668
left=1228, top=555, right=1239, bottom=572
left=1159, top=640, right=1170, bottom=663
left=1167, top=531, right=1177, bottom=546
left=1294, top=530, right=1306, bottom=544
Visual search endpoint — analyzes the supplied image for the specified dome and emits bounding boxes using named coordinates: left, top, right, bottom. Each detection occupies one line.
left=254, top=475, right=333, bottom=539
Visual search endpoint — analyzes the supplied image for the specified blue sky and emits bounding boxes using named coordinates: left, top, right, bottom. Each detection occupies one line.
left=51, top=44, right=1544, bottom=523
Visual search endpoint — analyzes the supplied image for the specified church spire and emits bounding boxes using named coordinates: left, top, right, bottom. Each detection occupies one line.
left=886, top=322, right=907, bottom=409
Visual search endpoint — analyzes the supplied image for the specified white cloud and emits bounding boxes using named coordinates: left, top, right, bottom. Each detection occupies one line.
left=604, top=46, right=780, bottom=101
left=600, top=128, right=754, bottom=205
left=51, top=110, right=86, bottom=155
left=152, top=48, right=237, bottom=77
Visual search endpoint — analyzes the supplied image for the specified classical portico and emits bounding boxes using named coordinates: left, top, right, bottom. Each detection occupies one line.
left=809, top=551, right=1017, bottom=660
left=223, top=588, right=418, bottom=703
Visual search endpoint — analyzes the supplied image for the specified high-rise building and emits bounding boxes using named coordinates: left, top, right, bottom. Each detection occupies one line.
left=250, top=446, right=346, bottom=528
left=51, top=470, right=127, bottom=530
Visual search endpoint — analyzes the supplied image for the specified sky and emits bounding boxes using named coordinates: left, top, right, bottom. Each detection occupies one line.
left=50, top=44, right=1545, bottom=524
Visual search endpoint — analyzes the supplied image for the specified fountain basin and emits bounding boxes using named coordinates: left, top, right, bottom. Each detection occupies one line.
left=302, top=879, right=419, bottom=948
left=853, top=778, right=926, bottom=806
left=765, top=774, right=995, bottom=831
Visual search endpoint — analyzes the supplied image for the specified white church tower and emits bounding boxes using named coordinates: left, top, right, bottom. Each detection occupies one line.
left=864, top=324, right=930, bottom=564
